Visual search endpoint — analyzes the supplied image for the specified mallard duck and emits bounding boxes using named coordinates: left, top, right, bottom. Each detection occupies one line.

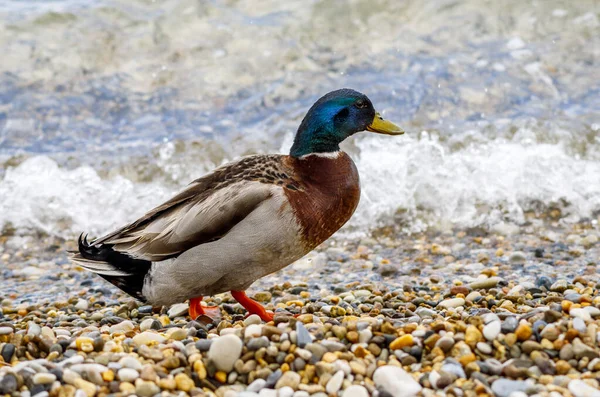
left=71, top=88, right=404, bottom=321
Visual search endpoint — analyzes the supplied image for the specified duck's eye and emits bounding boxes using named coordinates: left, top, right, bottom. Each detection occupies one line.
left=355, top=100, right=367, bottom=109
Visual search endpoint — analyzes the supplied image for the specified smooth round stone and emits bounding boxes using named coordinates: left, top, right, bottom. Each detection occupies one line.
left=245, top=324, right=263, bottom=339
left=244, top=314, right=262, bottom=326
left=483, top=321, right=501, bottom=341
left=501, top=317, right=519, bottom=333
left=568, top=379, right=600, bottom=397
left=278, top=386, right=294, bottom=397
left=325, top=370, right=344, bottom=394
left=27, top=322, right=41, bottom=337
left=491, top=379, right=529, bottom=397
left=573, top=317, right=587, bottom=333
left=342, top=385, right=369, bottom=397
left=135, top=380, right=160, bottom=397
left=0, top=327, right=14, bottom=335
left=118, top=368, right=139, bottom=382
left=477, top=342, right=492, bottom=355
left=166, top=328, right=187, bottom=341
left=33, top=373, right=57, bottom=385
left=167, top=303, right=188, bottom=318
left=208, top=334, right=243, bottom=372
left=509, top=251, right=527, bottom=264
left=248, top=336, right=269, bottom=351
left=436, top=336, right=455, bottom=352
left=75, top=299, right=89, bottom=310
left=373, top=365, right=422, bottom=397
left=247, top=379, right=266, bottom=392
left=565, top=293, right=582, bottom=303
left=585, top=306, right=600, bottom=318
left=195, top=339, right=212, bottom=352
left=274, top=371, right=300, bottom=389
left=438, top=298, right=465, bottom=309
left=441, top=360, right=466, bottom=378
left=109, top=320, right=135, bottom=334
left=0, top=374, right=18, bottom=394
left=139, top=318, right=158, bottom=332
left=119, top=356, right=143, bottom=371
left=570, top=308, right=592, bottom=322
left=358, top=329, right=372, bottom=344
left=1, top=343, right=15, bottom=363
left=468, top=277, right=500, bottom=289
left=132, top=332, right=166, bottom=346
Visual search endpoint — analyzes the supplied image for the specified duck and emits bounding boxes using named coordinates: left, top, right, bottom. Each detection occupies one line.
left=71, top=88, right=404, bottom=322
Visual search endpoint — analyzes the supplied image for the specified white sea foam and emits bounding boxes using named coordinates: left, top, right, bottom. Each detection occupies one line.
left=2, top=130, right=599, bottom=239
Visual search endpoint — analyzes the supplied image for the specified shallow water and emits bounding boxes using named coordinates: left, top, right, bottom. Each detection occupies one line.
left=0, top=0, right=599, bottom=238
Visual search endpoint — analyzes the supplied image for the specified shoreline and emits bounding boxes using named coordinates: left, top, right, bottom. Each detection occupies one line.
left=0, top=220, right=599, bottom=396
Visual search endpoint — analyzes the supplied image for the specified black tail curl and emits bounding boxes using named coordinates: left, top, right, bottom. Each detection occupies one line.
left=77, top=233, right=152, bottom=302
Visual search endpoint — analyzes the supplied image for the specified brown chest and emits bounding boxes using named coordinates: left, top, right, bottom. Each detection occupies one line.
left=283, top=153, right=361, bottom=250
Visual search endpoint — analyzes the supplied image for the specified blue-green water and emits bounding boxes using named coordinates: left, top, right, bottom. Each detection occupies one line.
left=0, top=0, right=599, bottom=237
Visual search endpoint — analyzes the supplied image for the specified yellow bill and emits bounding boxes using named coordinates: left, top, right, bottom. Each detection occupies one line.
left=367, top=112, right=404, bottom=135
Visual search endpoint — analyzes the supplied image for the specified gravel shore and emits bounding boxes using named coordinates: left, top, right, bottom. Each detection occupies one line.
left=0, top=218, right=599, bottom=397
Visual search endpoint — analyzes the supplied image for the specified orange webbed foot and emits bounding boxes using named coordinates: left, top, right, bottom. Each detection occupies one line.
left=189, top=297, right=222, bottom=321
left=231, top=290, right=274, bottom=322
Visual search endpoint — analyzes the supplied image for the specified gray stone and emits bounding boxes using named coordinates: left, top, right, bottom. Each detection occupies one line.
left=491, top=379, right=529, bottom=397
left=509, top=251, right=527, bottom=264
left=573, top=338, right=599, bottom=360
left=295, top=322, right=312, bottom=348
left=0, top=374, right=18, bottom=394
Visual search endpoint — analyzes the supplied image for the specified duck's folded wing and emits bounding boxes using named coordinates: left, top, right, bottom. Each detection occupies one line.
left=92, top=180, right=274, bottom=261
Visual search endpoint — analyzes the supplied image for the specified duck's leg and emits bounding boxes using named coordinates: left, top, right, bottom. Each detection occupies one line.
left=189, top=296, right=221, bottom=319
left=231, top=290, right=274, bottom=322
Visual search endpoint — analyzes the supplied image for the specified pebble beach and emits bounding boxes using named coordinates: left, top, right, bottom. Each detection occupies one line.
left=1, top=1, right=599, bottom=396
left=1, top=217, right=599, bottom=397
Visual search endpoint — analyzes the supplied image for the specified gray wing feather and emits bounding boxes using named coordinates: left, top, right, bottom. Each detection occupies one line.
left=94, top=181, right=274, bottom=261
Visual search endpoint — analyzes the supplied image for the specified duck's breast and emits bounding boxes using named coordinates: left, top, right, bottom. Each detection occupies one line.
left=284, top=152, right=361, bottom=250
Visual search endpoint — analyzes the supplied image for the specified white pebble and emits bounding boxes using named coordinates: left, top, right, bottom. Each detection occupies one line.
left=132, top=331, right=166, bottom=346
left=109, top=320, right=135, bottom=334
left=259, top=389, right=278, bottom=397
left=245, top=324, right=263, bottom=339
left=119, top=356, right=143, bottom=371
left=118, top=368, right=139, bottom=382
left=571, top=308, right=592, bottom=322
left=438, top=298, right=465, bottom=309
left=209, top=334, right=243, bottom=372
left=477, top=342, right=492, bottom=355
left=573, top=317, right=587, bottom=333
left=373, top=365, right=422, bottom=397
left=358, top=329, right=372, bottom=344
left=342, top=385, right=369, bottom=397
left=75, top=299, right=89, bottom=310
left=483, top=320, right=501, bottom=341
left=247, top=378, right=266, bottom=392
left=568, top=379, right=600, bottom=397
left=326, top=370, right=344, bottom=394
left=278, top=386, right=294, bottom=397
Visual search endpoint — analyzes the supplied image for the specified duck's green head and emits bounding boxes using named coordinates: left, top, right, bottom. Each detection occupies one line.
left=290, top=88, right=404, bottom=158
